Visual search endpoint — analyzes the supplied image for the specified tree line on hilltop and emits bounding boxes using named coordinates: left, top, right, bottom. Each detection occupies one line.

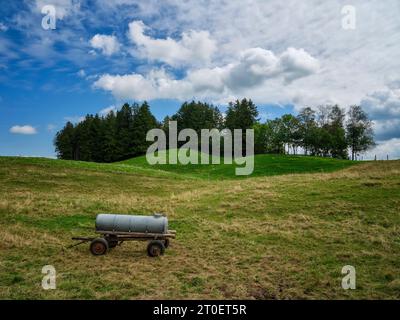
left=54, top=98, right=375, bottom=162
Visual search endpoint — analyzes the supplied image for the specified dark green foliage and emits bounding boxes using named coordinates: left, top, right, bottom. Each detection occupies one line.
left=280, top=114, right=301, bottom=154
left=305, top=104, right=372, bottom=159
left=254, top=104, right=374, bottom=160
left=225, top=98, right=258, bottom=131
left=54, top=102, right=160, bottom=162
left=328, top=105, right=348, bottom=159
left=253, top=123, right=269, bottom=154
left=131, top=102, right=159, bottom=156
left=346, top=105, right=376, bottom=160
left=170, top=101, right=223, bottom=153
left=225, top=98, right=258, bottom=155
left=73, top=117, right=92, bottom=161
left=115, top=103, right=134, bottom=160
left=101, top=111, right=118, bottom=162
left=297, top=107, right=317, bottom=155
left=54, top=121, right=75, bottom=160
left=264, top=119, right=285, bottom=154
left=171, top=101, right=223, bottom=133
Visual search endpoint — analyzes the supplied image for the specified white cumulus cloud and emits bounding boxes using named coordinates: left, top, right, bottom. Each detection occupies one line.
left=90, top=34, right=121, bottom=56
left=278, top=47, right=320, bottom=83
left=127, top=20, right=216, bottom=67
left=94, top=46, right=319, bottom=101
left=10, top=125, right=37, bottom=135
left=94, top=69, right=191, bottom=101
left=226, top=47, right=319, bottom=90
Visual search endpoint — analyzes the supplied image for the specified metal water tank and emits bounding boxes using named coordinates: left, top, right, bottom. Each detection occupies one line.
left=95, top=213, right=168, bottom=234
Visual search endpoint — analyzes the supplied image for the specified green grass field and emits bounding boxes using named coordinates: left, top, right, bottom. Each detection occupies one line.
left=0, top=155, right=399, bottom=299
left=119, top=151, right=357, bottom=179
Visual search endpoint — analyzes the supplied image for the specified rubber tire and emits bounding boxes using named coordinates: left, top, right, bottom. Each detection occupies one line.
left=105, top=235, right=118, bottom=248
left=90, top=238, right=109, bottom=256
left=163, top=239, right=170, bottom=249
left=147, top=240, right=165, bottom=257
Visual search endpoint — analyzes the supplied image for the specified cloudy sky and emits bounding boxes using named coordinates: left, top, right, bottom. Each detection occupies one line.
left=0, top=0, right=399, bottom=159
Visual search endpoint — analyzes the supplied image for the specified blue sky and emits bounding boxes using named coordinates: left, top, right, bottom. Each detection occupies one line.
left=1, top=1, right=400, bottom=159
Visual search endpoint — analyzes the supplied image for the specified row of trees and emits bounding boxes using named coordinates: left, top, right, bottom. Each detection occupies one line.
left=254, top=105, right=374, bottom=160
left=54, top=99, right=375, bottom=162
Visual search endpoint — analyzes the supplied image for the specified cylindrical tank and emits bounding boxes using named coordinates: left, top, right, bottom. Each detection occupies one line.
left=95, top=213, right=168, bottom=234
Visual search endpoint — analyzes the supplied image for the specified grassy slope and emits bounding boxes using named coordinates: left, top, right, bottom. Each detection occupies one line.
left=0, top=156, right=399, bottom=299
left=120, top=151, right=356, bottom=179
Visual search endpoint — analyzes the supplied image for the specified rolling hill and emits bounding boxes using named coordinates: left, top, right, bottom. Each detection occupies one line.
left=119, top=150, right=357, bottom=179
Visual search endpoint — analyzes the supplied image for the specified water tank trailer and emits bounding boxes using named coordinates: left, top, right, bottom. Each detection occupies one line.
left=71, top=213, right=176, bottom=257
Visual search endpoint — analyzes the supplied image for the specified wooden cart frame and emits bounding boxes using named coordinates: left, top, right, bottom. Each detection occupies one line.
left=71, top=229, right=176, bottom=257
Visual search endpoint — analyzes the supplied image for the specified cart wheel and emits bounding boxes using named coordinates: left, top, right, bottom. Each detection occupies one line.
left=90, top=238, right=109, bottom=256
left=105, top=235, right=118, bottom=248
left=163, top=239, right=170, bottom=249
left=147, top=240, right=165, bottom=257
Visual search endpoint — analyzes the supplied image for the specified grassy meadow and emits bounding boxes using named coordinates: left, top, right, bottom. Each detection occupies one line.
left=120, top=151, right=356, bottom=179
left=0, top=155, right=399, bottom=299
